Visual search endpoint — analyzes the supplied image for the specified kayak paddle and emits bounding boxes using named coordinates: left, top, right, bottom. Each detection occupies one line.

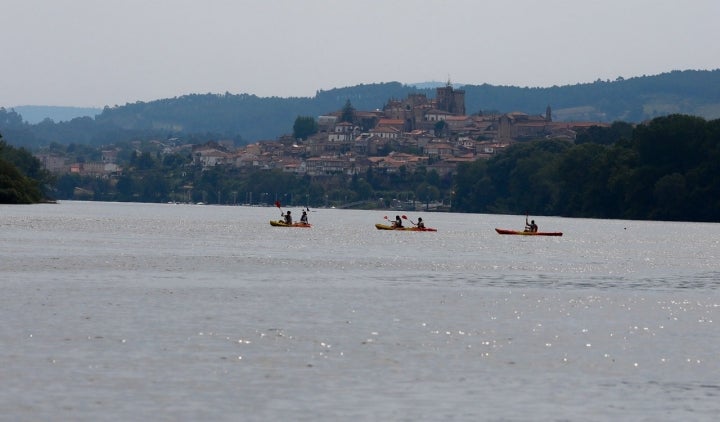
left=401, top=215, right=417, bottom=225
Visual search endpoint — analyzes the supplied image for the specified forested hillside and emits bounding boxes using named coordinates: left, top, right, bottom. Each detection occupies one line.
left=2, top=69, right=719, bottom=149
left=452, top=114, right=720, bottom=222
left=463, top=69, right=720, bottom=122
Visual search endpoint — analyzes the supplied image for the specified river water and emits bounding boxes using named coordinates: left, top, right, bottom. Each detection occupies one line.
left=1, top=201, right=718, bottom=421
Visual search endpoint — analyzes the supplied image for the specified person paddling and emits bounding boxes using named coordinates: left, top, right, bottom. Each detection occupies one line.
left=284, top=210, right=292, bottom=225
left=392, top=215, right=403, bottom=228
left=525, top=215, right=538, bottom=232
left=300, top=210, right=309, bottom=224
left=416, top=217, right=425, bottom=229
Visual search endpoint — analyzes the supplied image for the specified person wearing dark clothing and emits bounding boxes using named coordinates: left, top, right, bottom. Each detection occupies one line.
left=525, top=216, right=538, bottom=232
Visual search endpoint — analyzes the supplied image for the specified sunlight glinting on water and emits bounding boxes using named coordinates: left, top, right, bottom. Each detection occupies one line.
left=1, top=201, right=718, bottom=420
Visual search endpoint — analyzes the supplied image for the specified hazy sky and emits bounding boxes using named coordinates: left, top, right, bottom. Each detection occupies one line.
left=3, top=0, right=719, bottom=108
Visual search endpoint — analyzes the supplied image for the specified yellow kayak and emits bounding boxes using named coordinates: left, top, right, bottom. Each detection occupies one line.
left=375, top=223, right=437, bottom=232
left=270, top=220, right=312, bottom=228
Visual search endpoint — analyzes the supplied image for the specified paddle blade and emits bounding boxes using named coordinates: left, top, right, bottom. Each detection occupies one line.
left=275, top=201, right=281, bottom=208
left=383, top=216, right=388, bottom=220
left=401, top=215, right=408, bottom=220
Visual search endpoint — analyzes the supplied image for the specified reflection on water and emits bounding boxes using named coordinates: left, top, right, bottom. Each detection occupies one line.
left=1, top=201, right=718, bottom=421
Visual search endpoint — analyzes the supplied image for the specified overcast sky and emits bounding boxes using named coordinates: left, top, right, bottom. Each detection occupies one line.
left=3, top=0, right=719, bottom=108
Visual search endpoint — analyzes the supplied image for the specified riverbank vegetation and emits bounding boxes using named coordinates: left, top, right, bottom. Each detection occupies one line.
left=452, top=115, right=720, bottom=221
left=4, top=114, right=720, bottom=222
left=0, top=135, right=51, bottom=203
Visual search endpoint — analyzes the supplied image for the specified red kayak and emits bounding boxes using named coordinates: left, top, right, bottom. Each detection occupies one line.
left=495, top=228, right=562, bottom=236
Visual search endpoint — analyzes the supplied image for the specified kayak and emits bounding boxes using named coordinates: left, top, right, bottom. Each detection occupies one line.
left=375, top=223, right=437, bottom=232
left=270, top=220, right=312, bottom=228
left=495, top=228, right=562, bottom=236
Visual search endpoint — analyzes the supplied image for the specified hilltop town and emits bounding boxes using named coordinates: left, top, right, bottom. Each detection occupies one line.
left=39, top=84, right=607, bottom=185
left=188, top=84, right=607, bottom=179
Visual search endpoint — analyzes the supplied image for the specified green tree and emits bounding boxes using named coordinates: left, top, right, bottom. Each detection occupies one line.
left=139, top=172, right=170, bottom=202
left=340, top=100, right=355, bottom=123
left=576, top=121, right=634, bottom=145
left=0, top=135, right=46, bottom=203
left=434, top=120, right=447, bottom=137
left=115, top=175, right=136, bottom=201
left=54, top=173, right=82, bottom=199
left=132, top=152, right=158, bottom=171
left=292, top=116, right=318, bottom=140
left=0, top=158, right=42, bottom=203
left=452, top=159, right=493, bottom=212
left=653, top=173, right=687, bottom=220
left=556, top=143, right=613, bottom=217
left=633, top=114, right=707, bottom=173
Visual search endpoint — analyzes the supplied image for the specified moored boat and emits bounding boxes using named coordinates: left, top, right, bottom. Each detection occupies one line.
left=495, top=228, right=562, bottom=236
left=270, top=220, right=312, bottom=228
left=375, top=223, right=437, bottom=232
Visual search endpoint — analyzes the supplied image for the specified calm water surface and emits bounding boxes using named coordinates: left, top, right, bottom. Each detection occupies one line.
left=1, top=201, right=718, bottom=421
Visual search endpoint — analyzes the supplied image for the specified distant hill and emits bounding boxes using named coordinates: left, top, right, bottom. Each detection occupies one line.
left=409, top=81, right=466, bottom=90
left=11, top=105, right=102, bottom=124
left=461, top=70, right=720, bottom=122
left=2, top=69, right=719, bottom=148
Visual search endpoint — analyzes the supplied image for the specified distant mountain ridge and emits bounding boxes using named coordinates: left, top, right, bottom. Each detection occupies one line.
left=3, top=69, right=720, bottom=148
left=11, top=105, right=102, bottom=124
left=409, top=81, right=466, bottom=90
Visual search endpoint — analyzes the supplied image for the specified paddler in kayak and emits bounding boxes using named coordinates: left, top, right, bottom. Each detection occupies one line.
left=300, top=210, right=309, bottom=224
left=416, top=217, right=425, bottom=229
left=392, top=215, right=403, bottom=228
left=525, top=215, right=538, bottom=232
left=283, top=210, right=292, bottom=225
